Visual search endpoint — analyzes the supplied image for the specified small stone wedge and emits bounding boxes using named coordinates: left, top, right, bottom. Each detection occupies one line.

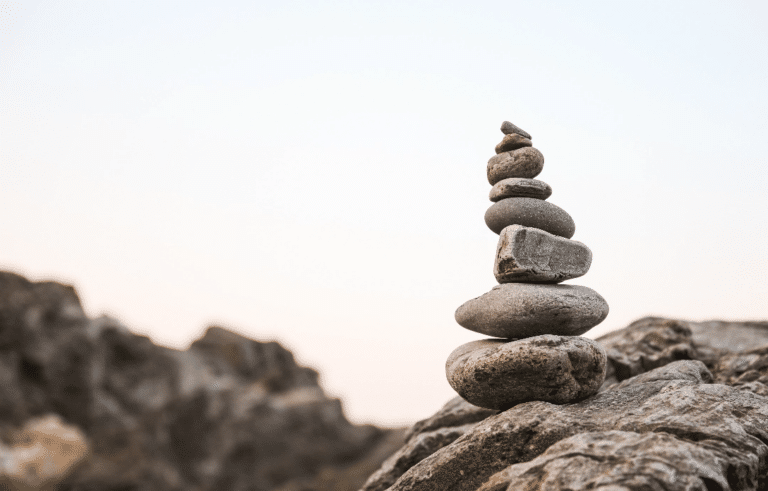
left=485, top=197, right=575, bottom=238
left=494, top=225, right=592, bottom=283
left=494, top=134, right=532, bottom=154
left=489, top=178, right=552, bottom=202
left=500, top=121, right=531, bottom=140
left=455, top=283, right=608, bottom=338
left=445, top=335, right=606, bottom=410
left=487, top=147, right=544, bottom=184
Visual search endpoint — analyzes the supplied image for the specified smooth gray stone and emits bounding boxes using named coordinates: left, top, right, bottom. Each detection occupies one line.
left=487, top=147, right=544, bottom=184
left=489, top=178, right=552, bottom=202
left=455, top=283, right=609, bottom=338
left=485, top=197, right=575, bottom=238
left=494, top=225, right=592, bottom=284
left=500, top=121, right=531, bottom=140
left=494, top=133, right=532, bottom=154
left=445, top=335, right=607, bottom=410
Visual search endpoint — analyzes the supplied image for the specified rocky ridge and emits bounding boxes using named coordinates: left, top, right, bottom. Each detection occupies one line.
left=361, top=317, right=768, bottom=491
left=0, top=270, right=403, bottom=491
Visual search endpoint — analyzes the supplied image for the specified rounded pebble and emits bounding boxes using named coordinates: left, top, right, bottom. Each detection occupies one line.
left=489, top=178, right=552, bottom=202
left=454, top=283, right=609, bottom=338
left=445, top=335, right=607, bottom=410
left=485, top=197, right=575, bottom=238
left=487, top=147, right=544, bottom=184
left=500, top=121, right=532, bottom=140
left=494, top=134, right=532, bottom=154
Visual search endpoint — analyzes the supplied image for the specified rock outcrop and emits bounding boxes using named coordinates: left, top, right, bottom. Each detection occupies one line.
left=0, top=270, right=402, bottom=491
left=361, top=317, right=768, bottom=491
left=0, top=414, right=89, bottom=491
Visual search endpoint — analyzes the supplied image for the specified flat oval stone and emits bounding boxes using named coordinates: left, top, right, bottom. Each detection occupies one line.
left=487, top=147, right=544, bottom=184
left=494, top=225, right=592, bottom=284
left=455, top=283, right=609, bottom=338
left=500, top=121, right=532, bottom=140
left=494, top=134, right=532, bottom=154
left=489, top=178, right=552, bottom=202
left=446, top=335, right=607, bottom=410
left=485, top=197, right=575, bottom=238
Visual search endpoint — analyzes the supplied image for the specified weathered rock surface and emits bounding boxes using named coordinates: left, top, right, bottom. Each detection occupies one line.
left=455, top=283, right=609, bottom=338
left=487, top=147, right=544, bottom=184
left=361, top=319, right=768, bottom=491
left=494, top=224, right=592, bottom=283
left=0, top=271, right=400, bottom=491
left=500, top=121, right=531, bottom=140
left=0, top=414, right=89, bottom=491
left=361, top=424, right=477, bottom=491
left=275, top=428, right=407, bottom=491
left=485, top=197, right=575, bottom=238
left=404, top=397, right=499, bottom=442
left=477, top=430, right=747, bottom=491
left=488, top=178, right=551, bottom=202
left=494, top=133, right=532, bottom=154
left=445, top=336, right=606, bottom=410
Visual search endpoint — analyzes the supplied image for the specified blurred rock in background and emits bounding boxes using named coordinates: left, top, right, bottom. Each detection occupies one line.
left=0, top=271, right=404, bottom=491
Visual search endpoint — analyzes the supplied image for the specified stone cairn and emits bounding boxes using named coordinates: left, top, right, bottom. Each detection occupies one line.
left=445, top=121, right=610, bottom=410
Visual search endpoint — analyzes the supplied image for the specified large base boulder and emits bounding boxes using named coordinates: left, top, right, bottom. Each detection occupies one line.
left=362, top=318, right=768, bottom=491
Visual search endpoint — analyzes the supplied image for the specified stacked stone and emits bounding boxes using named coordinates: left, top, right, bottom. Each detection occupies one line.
left=445, top=121, right=610, bottom=411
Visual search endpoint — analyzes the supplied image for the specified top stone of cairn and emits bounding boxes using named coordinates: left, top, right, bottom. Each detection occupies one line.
left=500, top=121, right=531, bottom=140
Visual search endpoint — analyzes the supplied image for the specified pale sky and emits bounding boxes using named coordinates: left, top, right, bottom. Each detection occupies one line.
left=1, top=0, right=767, bottom=427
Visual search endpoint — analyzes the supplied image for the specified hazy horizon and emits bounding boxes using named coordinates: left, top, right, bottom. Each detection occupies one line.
left=2, top=0, right=767, bottom=426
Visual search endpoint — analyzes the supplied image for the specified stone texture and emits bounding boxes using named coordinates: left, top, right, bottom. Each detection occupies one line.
left=494, top=224, right=592, bottom=283
left=378, top=361, right=768, bottom=491
left=487, top=147, right=544, bottom=184
left=494, top=133, right=532, bottom=154
left=0, top=271, right=398, bottom=491
left=0, top=414, right=89, bottom=491
left=274, top=428, right=407, bottom=491
left=455, top=283, right=609, bottom=338
left=485, top=197, right=575, bottom=238
left=489, top=178, right=551, bottom=202
left=363, top=320, right=768, bottom=491
left=477, top=430, right=744, bottom=491
left=500, top=121, right=531, bottom=140
left=404, top=397, right=498, bottom=443
left=597, top=317, right=707, bottom=388
left=445, top=336, right=606, bottom=410
left=360, top=424, right=477, bottom=491
left=688, top=319, right=768, bottom=352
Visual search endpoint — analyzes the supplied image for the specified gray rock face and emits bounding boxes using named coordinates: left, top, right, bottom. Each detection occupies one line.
left=477, top=430, right=742, bottom=491
left=361, top=424, right=477, bottom=491
left=485, top=197, right=575, bottom=238
left=455, top=283, right=609, bottom=338
left=374, top=361, right=768, bottom=491
left=597, top=317, right=706, bottom=387
left=489, top=178, right=551, bottom=202
left=494, top=133, right=532, bottom=154
left=404, top=397, right=499, bottom=443
left=362, top=320, right=768, bottom=491
left=494, top=225, right=592, bottom=284
left=0, top=271, right=397, bottom=491
left=445, top=336, right=606, bottom=410
left=0, top=414, right=89, bottom=490
left=487, top=147, right=544, bottom=184
left=500, top=121, right=531, bottom=140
